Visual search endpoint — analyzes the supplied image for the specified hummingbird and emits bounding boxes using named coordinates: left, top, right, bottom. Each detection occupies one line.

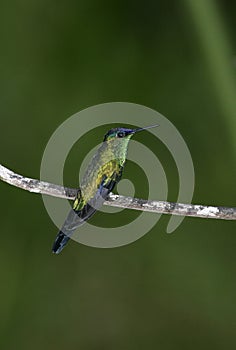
left=52, top=124, right=159, bottom=254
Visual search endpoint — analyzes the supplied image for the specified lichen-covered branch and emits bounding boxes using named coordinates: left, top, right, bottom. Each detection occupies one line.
left=0, top=164, right=235, bottom=220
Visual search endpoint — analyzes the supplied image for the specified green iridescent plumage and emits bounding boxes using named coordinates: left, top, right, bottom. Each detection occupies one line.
left=52, top=125, right=158, bottom=254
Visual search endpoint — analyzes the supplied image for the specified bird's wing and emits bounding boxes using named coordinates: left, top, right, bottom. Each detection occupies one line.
left=52, top=169, right=122, bottom=254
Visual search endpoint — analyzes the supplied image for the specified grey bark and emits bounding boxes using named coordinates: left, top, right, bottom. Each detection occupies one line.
left=0, top=164, right=235, bottom=220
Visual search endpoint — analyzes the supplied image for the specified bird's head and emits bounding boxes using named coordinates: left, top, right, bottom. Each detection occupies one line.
left=103, top=124, right=159, bottom=142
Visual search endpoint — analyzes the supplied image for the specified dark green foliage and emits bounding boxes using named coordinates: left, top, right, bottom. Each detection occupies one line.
left=0, top=1, right=235, bottom=349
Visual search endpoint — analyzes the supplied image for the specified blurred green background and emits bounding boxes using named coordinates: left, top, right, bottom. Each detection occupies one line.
left=0, top=0, right=236, bottom=349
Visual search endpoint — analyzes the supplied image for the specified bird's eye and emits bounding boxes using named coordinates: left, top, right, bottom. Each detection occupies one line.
left=117, top=131, right=126, bottom=138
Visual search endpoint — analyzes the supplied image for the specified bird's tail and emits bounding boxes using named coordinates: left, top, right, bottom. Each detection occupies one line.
left=52, top=204, right=97, bottom=254
left=52, top=231, right=71, bottom=255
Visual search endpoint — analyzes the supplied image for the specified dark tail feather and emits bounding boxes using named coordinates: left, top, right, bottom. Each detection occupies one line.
left=52, top=204, right=97, bottom=254
left=52, top=231, right=71, bottom=254
left=52, top=184, right=114, bottom=254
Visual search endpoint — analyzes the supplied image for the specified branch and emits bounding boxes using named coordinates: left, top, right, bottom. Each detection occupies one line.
left=0, top=164, right=235, bottom=221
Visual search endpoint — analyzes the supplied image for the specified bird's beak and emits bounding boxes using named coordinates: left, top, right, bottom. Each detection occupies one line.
left=133, top=124, right=159, bottom=133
